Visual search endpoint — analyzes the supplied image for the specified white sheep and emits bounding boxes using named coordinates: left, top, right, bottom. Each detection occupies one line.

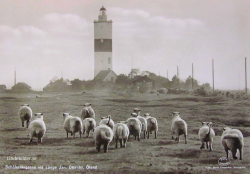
left=99, top=115, right=115, bottom=129
left=63, top=113, right=83, bottom=138
left=125, top=113, right=142, bottom=141
left=82, top=118, right=96, bottom=138
left=18, top=104, right=32, bottom=128
left=198, top=122, right=215, bottom=151
left=144, top=113, right=158, bottom=139
left=171, top=112, right=188, bottom=144
left=28, top=113, right=46, bottom=143
left=93, top=116, right=113, bottom=153
left=221, top=127, right=244, bottom=160
left=80, top=103, right=95, bottom=120
left=133, top=108, right=147, bottom=139
left=113, top=123, right=130, bottom=148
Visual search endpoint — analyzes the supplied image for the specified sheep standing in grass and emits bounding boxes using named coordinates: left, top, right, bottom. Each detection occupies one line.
left=198, top=122, right=215, bottom=151
left=126, top=113, right=142, bottom=141
left=93, top=116, right=113, bottom=153
left=63, top=113, right=83, bottom=138
left=80, top=103, right=95, bottom=120
left=221, top=127, right=244, bottom=160
left=171, top=112, right=188, bottom=144
left=133, top=108, right=147, bottom=139
left=144, top=113, right=158, bottom=139
left=18, top=104, right=32, bottom=128
left=99, top=115, right=115, bottom=129
left=82, top=118, right=96, bottom=138
left=28, top=113, right=46, bottom=143
left=113, top=123, right=130, bottom=148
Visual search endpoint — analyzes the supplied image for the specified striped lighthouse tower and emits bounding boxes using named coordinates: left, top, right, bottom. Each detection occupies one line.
left=94, top=6, right=113, bottom=77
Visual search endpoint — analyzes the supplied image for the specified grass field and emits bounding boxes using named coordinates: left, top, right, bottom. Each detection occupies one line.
left=0, top=91, right=249, bottom=174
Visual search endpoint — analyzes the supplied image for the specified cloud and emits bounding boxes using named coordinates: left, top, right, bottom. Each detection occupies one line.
left=109, top=7, right=150, bottom=19
left=0, top=13, right=94, bottom=90
left=42, top=13, right=89, bottom=35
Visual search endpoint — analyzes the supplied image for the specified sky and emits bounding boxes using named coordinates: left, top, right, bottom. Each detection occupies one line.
left=0, top=0, right=249, bottom=91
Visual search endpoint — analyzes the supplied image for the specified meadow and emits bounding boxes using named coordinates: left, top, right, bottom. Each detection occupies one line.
left=0, top=91, right=249, bottom=174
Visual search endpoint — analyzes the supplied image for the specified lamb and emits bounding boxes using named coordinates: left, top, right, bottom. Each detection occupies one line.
left=125, top=113, right=142, bottom=141
left=99, top=115, right=115, bottom=129
left=144, top=113, right=158, bottom=139
left=221, top=127, right=244, bottom=160
left=93, top=116, right=113, bottom=153
left=133, top=108, right=147, bottom=139
left=28, top=113, right=46, bottom=143
left=82, top=118, right=96, bottom=138
left=113, top=123, right=130, bottom=148
left=80, top=103, right=95, bottom=120
left=198, top=122, right=215, bottom=151
left=171, top=112, right=188, bottom=144
left=63, top=113, right=83, bottom=138
left=18, top=104, right=32, bottom=128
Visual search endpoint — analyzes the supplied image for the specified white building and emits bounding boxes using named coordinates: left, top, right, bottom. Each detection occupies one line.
left=94, top=6, right=113, bottom=77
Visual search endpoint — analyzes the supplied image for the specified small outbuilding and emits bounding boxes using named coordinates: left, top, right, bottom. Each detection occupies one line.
left=0, top=85, right=7, bottom=91
left=131, top=76, right=156, bottom=92
left=93, top=70, right=117, bottom=83
left=11, top=82, right=32, bottom=92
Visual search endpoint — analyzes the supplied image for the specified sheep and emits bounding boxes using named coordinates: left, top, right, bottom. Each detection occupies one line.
left=171, top=112, right=188, bottom=144
left=133, top=108, right=147, bottom=139
left=28, top=113, right=46, bottom=143
left=198, top=122, right=215, bottom=151
left=80, top=103, right=95, bottom=120
left=125, top=113, right=142, bottom=141
left=99, top=115, right=115, bottom=129
left=63, top=113, right=83, bottom=138
left=93, top=116, right=113, bottom=153
left=18, top=104, right=32, bottom=128
left=113, top=123, right=130, bottom=148
left=82, top=118, right=96, bottom=138
left=144, top=113, right=158, bottom=139
left=221, top=127, right=244, bottom=160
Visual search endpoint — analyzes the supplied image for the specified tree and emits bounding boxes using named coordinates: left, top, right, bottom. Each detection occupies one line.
left=170, top=75, right=180, bottom=89
left=115, top=74, right=131, bottom=85
left=148, top=72, right=169, bottom=88
left=201, top=83, right=212, bottom=91
left=71, top=79, right=83, bottom=91
left=184, top=76, right=199, bottom=90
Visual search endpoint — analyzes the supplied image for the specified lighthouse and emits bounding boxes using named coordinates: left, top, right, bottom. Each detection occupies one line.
left=94, top=6, right=113, bottom=77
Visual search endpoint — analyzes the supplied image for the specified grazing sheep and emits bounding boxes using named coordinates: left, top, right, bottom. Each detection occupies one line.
left=221, top=127, right=244, bottom=160
left=28, top=113, right=46, bottom=143
left=171, top=112, right=188, bottom=144
left=198, top=122, right=215, bottom=151
left=80, top=103, right=95, bottom=120
left=82, top=118, right=96, bottom=138
left=144, top=113, right=158, bottom=139
left=125, top=113, right=142, bottom=141
left=133, top=108, right=147, bottom=139
left=93, top=116, right=113, bottom=153
left=18, top=104, right=32, bottom=128
left=63, top=113, right=83, bottom=138
left=99, top=115, right=115, bottom=129
left=113, top=123, right=130, bottom=148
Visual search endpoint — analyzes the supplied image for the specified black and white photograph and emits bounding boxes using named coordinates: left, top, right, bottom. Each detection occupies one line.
left=0, top=0, right=249, bottom=173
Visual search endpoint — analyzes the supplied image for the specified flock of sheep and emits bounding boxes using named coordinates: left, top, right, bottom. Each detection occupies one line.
left=18, top=103, right=244, bottom=160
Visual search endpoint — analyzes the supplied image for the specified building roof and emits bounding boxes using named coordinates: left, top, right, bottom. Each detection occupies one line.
left=93, top=70, right=116, bottom=82
left=15, top=82, right=31, bottom=88
left=131, top=76, right=155, bottom=83
left=100, top=6, right=106, bottom=11
left=11, top=82, right=32, bottom=91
